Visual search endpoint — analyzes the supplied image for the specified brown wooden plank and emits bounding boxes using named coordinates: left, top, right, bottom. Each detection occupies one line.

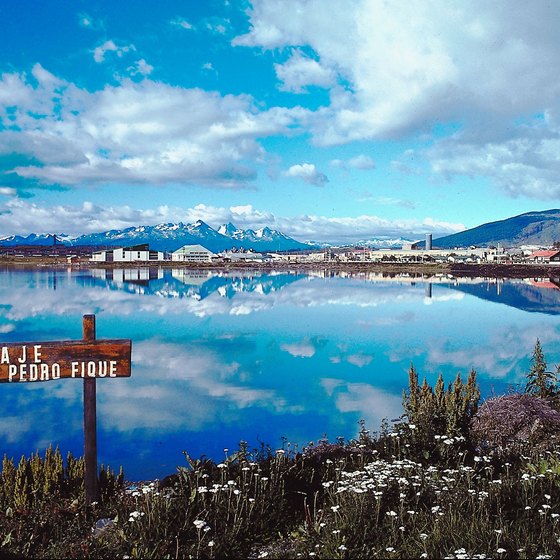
left=83, top=314, right=98, bottom=505
left=0, top=339, right=131, bottom=382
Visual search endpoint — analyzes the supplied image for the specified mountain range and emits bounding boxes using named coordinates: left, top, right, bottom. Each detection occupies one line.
left=3, top=209, right=560, bottom=252
left=0, top=221, right=312, bottom=253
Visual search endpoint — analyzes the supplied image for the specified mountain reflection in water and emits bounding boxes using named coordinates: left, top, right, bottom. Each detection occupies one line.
left=1, top=267, right=560, bottom=480
left=85, top=268, right=560, bottom=314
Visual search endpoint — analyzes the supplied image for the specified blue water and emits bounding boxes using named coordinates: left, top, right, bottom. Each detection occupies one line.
left=1, top=267, right=560, bottom=480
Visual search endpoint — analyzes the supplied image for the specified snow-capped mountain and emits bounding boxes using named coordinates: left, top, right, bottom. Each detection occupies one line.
left=0, top=233, right=77, bottom=246
left=0, top=221, right=313, bottom=253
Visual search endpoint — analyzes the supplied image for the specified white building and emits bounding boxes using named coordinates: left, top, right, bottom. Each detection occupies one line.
left=172, top=244, right=218, bottom=262
left=90, top=244, right=164, bottom=262
left=221, top=250, right=271, bottom=262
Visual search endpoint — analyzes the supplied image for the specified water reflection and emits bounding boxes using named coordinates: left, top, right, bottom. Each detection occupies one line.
left=1, top=267, right=560, bottom=480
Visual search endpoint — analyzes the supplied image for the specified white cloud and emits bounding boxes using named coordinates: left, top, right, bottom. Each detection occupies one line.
left=426, top=133, right=560, bottom=199
left=128, top=59, right=154, bottom=77
left=274, top=49, right=336, bottom=93
left=285, top=163, right=328, bottom=186
left=236, top=0, right=560, bottom=139
left=93, top=40, right=135, bottom=63
left=234, top=0, right=560, bottom=198
left=78, top=13, right=104, bottom=31
left=0, top=187, right=17, bottom=197
left=170, top=17, right=194, bottom=30
left=0, top=69, right=304, bottom=190
left=331, top=154, right=375, bottom=170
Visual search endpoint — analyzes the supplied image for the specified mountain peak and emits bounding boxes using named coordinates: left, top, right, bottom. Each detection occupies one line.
left=218, top=222, right=238, bottom=236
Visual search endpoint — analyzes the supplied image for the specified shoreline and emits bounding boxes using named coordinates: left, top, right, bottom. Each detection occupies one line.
left=1, top=256, right=560, bottom=278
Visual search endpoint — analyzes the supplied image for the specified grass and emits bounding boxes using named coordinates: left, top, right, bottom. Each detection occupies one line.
left=2, top=429, right=560, bottom=559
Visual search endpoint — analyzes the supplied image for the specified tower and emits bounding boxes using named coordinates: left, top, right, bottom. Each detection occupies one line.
left=425, top=233, right=432, bottom=251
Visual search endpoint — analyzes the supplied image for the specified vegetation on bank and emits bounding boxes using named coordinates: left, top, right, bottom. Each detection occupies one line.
left=3, top=342, right=560, bottom=558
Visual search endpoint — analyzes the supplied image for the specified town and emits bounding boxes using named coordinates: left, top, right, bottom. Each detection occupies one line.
left=3, top=232, right=558, bottom=266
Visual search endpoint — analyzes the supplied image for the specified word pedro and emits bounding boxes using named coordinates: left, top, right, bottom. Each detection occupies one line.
left=0, top=341, right=130, bottom=383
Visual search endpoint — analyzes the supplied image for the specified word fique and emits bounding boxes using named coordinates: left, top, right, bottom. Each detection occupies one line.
left=0, top=339, right=131, bottom=383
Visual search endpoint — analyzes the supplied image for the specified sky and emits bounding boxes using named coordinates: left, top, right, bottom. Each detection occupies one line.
left=1, top=0, right=560, bottom=244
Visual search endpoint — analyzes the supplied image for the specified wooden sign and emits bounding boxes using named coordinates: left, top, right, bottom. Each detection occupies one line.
left=1, top=315, right=132, bottom=504
left=0, top=339, right=131, bottom=382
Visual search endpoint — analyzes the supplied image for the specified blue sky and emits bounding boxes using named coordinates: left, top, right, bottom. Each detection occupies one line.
left=1, top=0, right=560, bottom=243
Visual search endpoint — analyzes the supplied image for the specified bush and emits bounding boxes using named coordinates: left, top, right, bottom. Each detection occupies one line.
left=472, top=393, right=560, bottom=452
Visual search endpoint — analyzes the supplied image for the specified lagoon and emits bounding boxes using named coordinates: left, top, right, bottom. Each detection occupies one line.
left=1, top=266, right=560, bottom=480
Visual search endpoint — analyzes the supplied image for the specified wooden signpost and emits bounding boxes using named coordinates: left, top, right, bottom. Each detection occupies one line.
left=0, top=314, right=132, bottom=503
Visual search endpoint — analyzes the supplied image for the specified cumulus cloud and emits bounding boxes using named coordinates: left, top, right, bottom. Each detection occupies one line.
left=93, top=40, right=135, bottom=63
left=274, top=49, right=336, bottom=93
left=234, top=0, right=560, bottom=198
left=285, top=163, right=328, bottom=186
left=128, top=59, right=154, bottom=77
left=0, top=68, right=304, bottom=191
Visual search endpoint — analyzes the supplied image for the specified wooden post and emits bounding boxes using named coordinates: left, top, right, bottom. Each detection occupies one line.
left=83, top=314, right=98, bottom=504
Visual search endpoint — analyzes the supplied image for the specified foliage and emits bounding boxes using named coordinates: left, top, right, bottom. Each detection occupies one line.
left=401, top=364, right=480, bottom=459
left=472, top=393, right=560, bottom=452
left=0, top=446, right=123, bottom=558
left=525, top=338, right=559, bottom=401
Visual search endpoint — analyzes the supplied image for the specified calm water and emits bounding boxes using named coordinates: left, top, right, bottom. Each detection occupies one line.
left=2, top=266, right=560, bottom=480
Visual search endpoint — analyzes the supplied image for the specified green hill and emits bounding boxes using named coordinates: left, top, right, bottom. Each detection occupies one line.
left=433, top=209, right=560, bottom=248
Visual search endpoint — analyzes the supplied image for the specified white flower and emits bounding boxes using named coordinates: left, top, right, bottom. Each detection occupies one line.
left=208, top=541, right=215, bottom=547
left=193, top=519, right=207, bottom=530
left=420, top=533, right=428, bottom=540
left=497, top=548, right=506, bottom=554
left=386, top=510, right=397, bottom=517
left=386, top=547, right=395, bottom=552
left=128, top=510, right=145, bottom=522
left=217, top=463, right=227, bottom=469
left=338, top=545, right=347, bottom=551
left=331, top=505, right=340, bottom=512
